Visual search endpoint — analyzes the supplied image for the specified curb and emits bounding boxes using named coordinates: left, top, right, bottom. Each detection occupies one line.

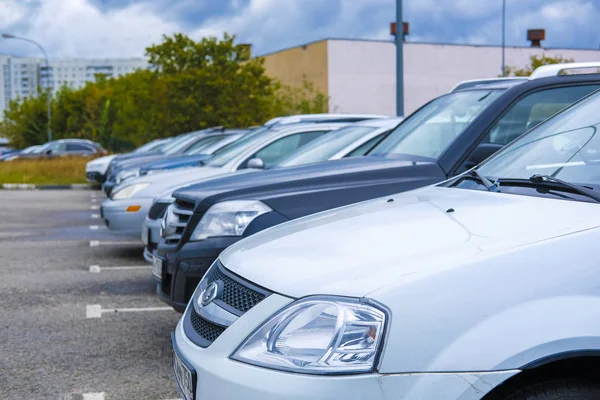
left=1, top=183, right=100, bottom=190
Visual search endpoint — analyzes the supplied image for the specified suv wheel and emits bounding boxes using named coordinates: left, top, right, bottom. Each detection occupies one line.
left=498, top=378, right=600, bottom=400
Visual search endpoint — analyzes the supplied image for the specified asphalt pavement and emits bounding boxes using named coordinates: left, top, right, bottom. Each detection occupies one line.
left=0, top=190, right=182, bottom=400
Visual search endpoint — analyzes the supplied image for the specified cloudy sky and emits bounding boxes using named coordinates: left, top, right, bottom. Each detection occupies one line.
left=1, top=0, right=599, bottom=59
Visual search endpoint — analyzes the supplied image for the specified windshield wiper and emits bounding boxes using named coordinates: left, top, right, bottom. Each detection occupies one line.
left=497, top=174, right=600, bottom=203
left=451, top=169, right=500, bottom=192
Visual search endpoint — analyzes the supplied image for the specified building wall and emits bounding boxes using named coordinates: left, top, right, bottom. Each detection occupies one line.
left=327, top=40, right=396, bottom=115
left=260, top=40, right=329, bottom=100
left=262, top=39, right=600, bottom=117
left=403, top=42, right=600, bottom=115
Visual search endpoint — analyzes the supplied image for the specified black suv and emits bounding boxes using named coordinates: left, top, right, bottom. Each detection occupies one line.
left=156, top=71, right=600, bottom=311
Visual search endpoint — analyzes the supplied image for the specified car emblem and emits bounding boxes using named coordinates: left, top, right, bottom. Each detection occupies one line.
left=200, top=282, right=220, bottom=307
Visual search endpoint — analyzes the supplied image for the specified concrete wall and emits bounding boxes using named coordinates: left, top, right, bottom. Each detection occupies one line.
left=261, top=40, right=329, bottom=98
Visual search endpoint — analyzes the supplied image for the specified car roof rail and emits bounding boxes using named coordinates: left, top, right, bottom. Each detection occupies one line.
left=529, top=62, right=600, bottom=79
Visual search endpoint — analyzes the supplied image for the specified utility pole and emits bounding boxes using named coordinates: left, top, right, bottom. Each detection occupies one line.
left=396, top=0, right=404, bottom=117
left=2, top=34, right=52, bottom=142
left=501, top=0, right=506, bottom=77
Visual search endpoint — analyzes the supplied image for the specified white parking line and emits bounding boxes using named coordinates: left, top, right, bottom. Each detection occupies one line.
left=86, top=304, right=173, bottom=318
left=90, top=205, right=99, bottom=210
left=89, top=225, right=100, bottom=230
left=89, top=240, right=141, bottom=247
left=91, top=198, right=98, bottom=203
left=89, top=265, right=151, bottom=273
left=91, top=214, right=100, bottom=219
left=82, top=393, right=105, bottom=400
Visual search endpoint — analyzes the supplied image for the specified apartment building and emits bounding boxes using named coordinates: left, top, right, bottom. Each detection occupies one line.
left=0, top=56, right=147, bottom=117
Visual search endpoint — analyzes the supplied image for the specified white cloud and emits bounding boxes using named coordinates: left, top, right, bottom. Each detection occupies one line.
left=2, top=0, right=182, bottom=58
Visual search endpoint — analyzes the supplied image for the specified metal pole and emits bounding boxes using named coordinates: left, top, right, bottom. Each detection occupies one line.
left=1, top=34, right=52, bottom=142
left=396, top=0, right=404, bottom=117
left=501, top=0, right=506, bottom=77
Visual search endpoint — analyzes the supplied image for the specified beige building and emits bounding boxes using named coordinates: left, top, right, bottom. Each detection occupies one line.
left=259, top=38, right=600, bottom=116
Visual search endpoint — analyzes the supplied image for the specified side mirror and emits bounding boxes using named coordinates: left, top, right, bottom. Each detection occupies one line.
left=463, top=143, right=503, bottom=170
left=247, top=157, right=265, bottom=169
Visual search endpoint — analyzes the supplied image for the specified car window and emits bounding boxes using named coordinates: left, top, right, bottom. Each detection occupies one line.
left=48, top=143, right=66, bottom=153
left=241, top=130, right=328, bottom=169
left=484, top=85, right=600, bottom=146
left=66, top=143, right=93, bottom=152
left=274, top=126, right=377, bottom=168
left=183, top=136, right=225, bottom=155
left=345, top=132, right=390, bottom=157
left=371, top=89, right=504, bottom=160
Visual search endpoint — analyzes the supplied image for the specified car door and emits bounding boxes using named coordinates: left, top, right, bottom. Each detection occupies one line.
left=238, top=130, right=329, bottom=169
left=451, top=84, right=600, bottom=175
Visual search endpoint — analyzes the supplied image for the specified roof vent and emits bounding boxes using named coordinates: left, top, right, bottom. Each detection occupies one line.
left=527, top=29, right=545, bottom=47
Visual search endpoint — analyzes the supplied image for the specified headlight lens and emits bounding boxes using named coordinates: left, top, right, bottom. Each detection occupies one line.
left=231, top=297, right=386, bottom=374
left=190, top=200, right=271, bottom=241
left=111, top=183, right=149, bottom=200
left=116, top=168, right=140, bottom=184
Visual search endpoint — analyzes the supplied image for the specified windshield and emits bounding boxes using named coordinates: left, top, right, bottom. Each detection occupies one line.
left=371, top=90, right=504, bottom=160
left=206, top=127, right=270, bottom=167
left=183, top=135, right=226, bottom=155
left=162, top=134, right=205, bottom=155
left=273, top=125, right=377, bottom=168
left=22, top=145, right=41, bottom=154
left=477, top=90, right=600, bottom=185
left=134, top=139, right=166, bottom=153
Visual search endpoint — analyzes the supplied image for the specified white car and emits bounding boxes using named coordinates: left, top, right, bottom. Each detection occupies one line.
left=171, top=89, right=600, bottom=399
left=142, top=118, right=404, bottom=262
left=101, top=123, right=348, bottom=237
left=85, top=154, right=118, bottom=183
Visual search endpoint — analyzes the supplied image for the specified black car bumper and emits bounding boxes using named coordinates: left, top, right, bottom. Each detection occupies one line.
left=155, top=236, right=242, bottom=312
left=86, top=171, right=106, bottom=183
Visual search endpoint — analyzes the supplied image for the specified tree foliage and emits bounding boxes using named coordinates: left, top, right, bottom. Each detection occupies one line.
left=1, top=33, right=328, bottom=151
left=503, top=54, right=574, bottom=77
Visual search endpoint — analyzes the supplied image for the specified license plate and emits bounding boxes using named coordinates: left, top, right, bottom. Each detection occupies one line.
left=152, top=255, right=162, bottom=279
left=172, top=335, right=196, bottom=400
left=141, top=227, right=149, bottom=245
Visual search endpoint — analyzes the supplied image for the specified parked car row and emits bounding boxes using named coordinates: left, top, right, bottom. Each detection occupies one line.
left=91, top=62, right=600, bottom=400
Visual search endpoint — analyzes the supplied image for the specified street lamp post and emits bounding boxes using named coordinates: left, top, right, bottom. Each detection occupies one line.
left=2, top=33, right=52, bottom=143
left=395, top=0, right=404, bottom=117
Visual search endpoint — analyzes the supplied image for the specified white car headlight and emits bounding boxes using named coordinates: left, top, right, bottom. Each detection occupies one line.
left=116, top=168, right=140, bottom=184
left=112, top=183, right=149, bottom=200
left=189, top=200, right=271, bottom=241
left=231, top=297, right=387, bottom=374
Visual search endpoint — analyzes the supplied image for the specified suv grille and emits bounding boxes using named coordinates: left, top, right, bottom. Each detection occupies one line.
left=164, top=199, right=195, bottom=245
left=204, top=263, right=267, bottom=315
left=189, top=307, right=226, bottom=346
left=148, top=201, right=170, bottom=220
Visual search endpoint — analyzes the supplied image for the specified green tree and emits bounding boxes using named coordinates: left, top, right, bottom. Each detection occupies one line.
left=503, top=54, right=574, bottom=77
left=0, top=33, right=328, bottom=151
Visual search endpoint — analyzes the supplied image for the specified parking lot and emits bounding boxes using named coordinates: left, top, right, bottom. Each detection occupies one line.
left=0, top=190, right=181, bottom=400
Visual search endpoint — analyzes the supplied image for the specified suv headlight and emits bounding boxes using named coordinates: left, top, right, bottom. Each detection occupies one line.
left=231, top=297, right=387, bottom=374
left=112, top=183, right=149, bottom=200
left=116, top=168, right=140, bottom=184
left=189, top=200, right=271, bottom=241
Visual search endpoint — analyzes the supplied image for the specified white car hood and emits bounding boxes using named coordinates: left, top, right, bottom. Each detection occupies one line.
left=220, top=186, right=600, bottom=298
left=86, top=154, right=117, bottom=173
left=122, top=166, right=231, bottom=198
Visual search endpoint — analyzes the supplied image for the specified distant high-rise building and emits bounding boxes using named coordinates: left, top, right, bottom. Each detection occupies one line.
left=0, top=55, right=148, bottom=119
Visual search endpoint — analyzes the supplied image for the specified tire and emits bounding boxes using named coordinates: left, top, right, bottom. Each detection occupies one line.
left=499, top=378, right=600, bottom=400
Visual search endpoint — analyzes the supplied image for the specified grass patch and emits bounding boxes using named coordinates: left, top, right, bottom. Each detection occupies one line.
left=0, top=157, right=93, bottom=185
